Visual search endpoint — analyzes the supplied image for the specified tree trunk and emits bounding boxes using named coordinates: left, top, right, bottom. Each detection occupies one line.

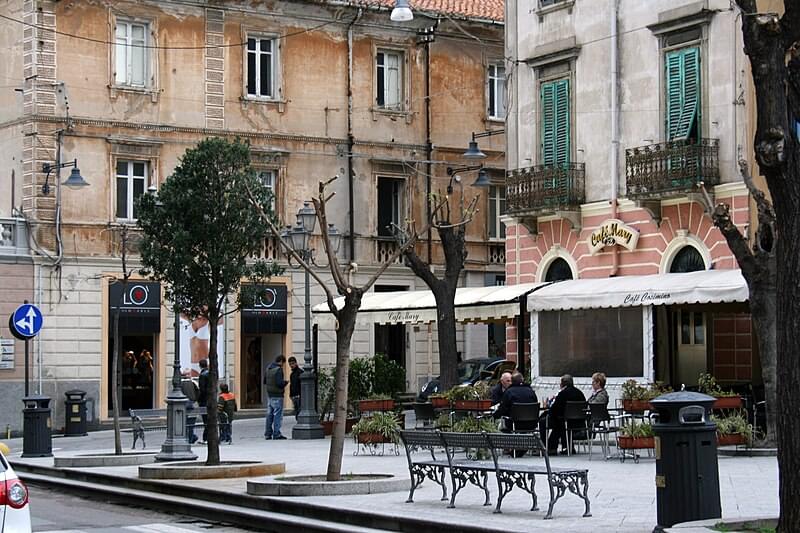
left=432, top=284, right=459, bottom=390
left=326, top=292, right=361, bottom=481
left=111, top=306, right=122, bottom=455
left=749, top=289, right=777, bottom=446
left=206, top=310, right=220, bottom=466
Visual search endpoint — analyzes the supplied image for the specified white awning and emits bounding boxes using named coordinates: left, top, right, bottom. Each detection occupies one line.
left=312, top=282, right=547, bottom=327
left=527, top=269, right=749, bottom=312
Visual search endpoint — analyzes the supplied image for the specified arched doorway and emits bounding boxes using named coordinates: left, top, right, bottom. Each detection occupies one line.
left=545, top=257, right=574, bottom=282
left=669, top=246, right=705, bottom=273
left=669, top=245, right=707, bottom=387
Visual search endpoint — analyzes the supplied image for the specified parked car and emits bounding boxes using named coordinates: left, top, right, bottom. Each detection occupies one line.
left=417, top=357, right=516, bottom=401
left=0, top=448, right=31, bottom=533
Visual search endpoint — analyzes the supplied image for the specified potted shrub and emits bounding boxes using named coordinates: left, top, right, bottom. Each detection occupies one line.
left=712, top=410, right=752, bottom=447
left=447, top=382, right=492, bottom=411
left=620, top=380, right=672, bottom=412
left=698, top=373, right=743, bottom=410
left=450, top=415, right=497, bottom=460
left=618, top=419, right=655, bottom=449
left=318, top=368, right=358, bottom=436
left=352, top=411, right=400, bottom=445
left=358, top=394, right=396, bottom=413
left=429, top=394, right=450, bottom=409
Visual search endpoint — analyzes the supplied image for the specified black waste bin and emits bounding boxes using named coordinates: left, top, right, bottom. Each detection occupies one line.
left=22, top=394, right=52, bottom=458
left=651, top=391, right=721, bottom=529
left=64, top=389, right=88, bottom=436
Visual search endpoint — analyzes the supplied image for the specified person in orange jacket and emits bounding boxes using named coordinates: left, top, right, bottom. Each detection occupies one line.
left=218, top=383, right=238, bottom=444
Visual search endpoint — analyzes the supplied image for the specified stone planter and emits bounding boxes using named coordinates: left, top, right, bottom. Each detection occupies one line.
left=717, top=433, right=747, bottom=446
left=712, top=396, right=743, bottom=410
left=617, top=436, right=655, bottom=449
left=622, top=399, right=653, bottom=413
left=320, top=417, right=359, bottom=436
left=358, top=399, right=395, bottom=412
left=453, top=399, right=492, bottom=411
left=430, top=397, right=449, bottom=409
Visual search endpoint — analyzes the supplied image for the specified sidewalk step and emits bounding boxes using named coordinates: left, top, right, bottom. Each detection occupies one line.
left=20, top=471, right=393, bottom=533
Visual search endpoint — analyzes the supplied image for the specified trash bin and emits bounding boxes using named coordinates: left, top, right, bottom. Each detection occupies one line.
left=21, top=394, right=52, bottom=458
left=64, top=389, right=88, bottom=436
left=651, top=391, right=721, bottom=528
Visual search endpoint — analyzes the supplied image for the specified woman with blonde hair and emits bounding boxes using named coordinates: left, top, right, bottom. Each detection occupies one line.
left=588, top=372, right=609, bottom=405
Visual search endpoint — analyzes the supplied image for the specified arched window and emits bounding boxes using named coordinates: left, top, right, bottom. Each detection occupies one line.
left=545, top=258, right=574, bottom=281
left=669, top=246, right=705, bottom=273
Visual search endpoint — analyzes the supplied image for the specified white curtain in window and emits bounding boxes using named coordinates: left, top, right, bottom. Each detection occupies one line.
left=385, top=53, right=400, bottom=108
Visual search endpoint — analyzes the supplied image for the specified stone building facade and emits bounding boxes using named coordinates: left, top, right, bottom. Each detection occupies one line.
left=0, top=0, right=505, bottom=431
left=504, top=0, right=762, bottom=402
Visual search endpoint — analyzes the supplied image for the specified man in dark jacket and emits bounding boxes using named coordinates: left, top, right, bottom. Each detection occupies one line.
left=197, top=359, right=210, bottom=443
left=489, top=372, right=513, bottom=405
left=543, top=374, right=586, bottom=455
left=264, top=355, right=288, bottom=439
left=288, top=356, right=303, bottom=419
left=493, top=372, right=538, bottom=422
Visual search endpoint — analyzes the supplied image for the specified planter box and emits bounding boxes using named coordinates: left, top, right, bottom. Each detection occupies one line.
left=320, top=417, right=359, bottom=436
left=358, top=399, right=396, bottom=412
left=453, top=399, right=493, bottom=411
left=622, top=399, right=652, bottom=413
left=717, top=433, right=747, bottom=446
left=430, top=397, right=450, bottom=409
left=712, top=396, right=743, bottom=410
left=356, top=432, right=395, bottom=445
left=617, top=436, right=655, bottom=449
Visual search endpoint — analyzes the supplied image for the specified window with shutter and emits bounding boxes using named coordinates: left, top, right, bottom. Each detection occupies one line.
left=114, top=20, right=149, bottom=87
left=540, top=79, right=570, bottom=167
left=665, top=47, right=700, bottom=142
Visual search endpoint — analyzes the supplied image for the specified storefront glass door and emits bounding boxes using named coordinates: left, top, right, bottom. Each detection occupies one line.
left=108, top=334, right=155, bottom=411
left=676, top=310, right=707, bottom=387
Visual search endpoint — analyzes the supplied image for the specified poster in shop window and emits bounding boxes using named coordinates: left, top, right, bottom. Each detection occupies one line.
left=180, top=311, right=225, bottom=378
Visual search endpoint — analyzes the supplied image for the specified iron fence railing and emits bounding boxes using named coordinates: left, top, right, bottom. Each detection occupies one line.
left=506, top=163, right=585, bottom=215
left=626, top=138, right=719, bottom=198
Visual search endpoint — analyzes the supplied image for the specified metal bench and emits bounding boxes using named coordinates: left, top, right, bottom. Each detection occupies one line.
left=128, top=407, right=206, bottom=449
left=398, top=430, right=449, bottom=503
left=485, top=432, right=591, bottom=519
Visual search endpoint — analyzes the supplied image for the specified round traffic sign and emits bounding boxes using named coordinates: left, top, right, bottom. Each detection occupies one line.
left=9, top=303, right=43, bottom=340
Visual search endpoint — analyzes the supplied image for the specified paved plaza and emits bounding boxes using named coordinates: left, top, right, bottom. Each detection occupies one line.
left=3, top=414, right=779, bottom=533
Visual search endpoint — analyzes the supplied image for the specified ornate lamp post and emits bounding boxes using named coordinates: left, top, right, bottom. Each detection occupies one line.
left=151, top=187, right=197, bottom=461
left=281, top=202, right=341, bottom=439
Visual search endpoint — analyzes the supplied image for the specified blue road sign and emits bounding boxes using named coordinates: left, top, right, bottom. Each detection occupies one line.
left=11, top=304, right=43, bottom=339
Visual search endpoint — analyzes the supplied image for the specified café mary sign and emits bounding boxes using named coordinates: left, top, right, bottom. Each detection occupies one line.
left=588, top=219, right=640, bottom=255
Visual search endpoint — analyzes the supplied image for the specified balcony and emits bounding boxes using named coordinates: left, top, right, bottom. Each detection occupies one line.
left=626, top=138, right=719, bottom=199
left=506, top=163, right=585, bottom=216
left=0, top=217, right=29, bottom=257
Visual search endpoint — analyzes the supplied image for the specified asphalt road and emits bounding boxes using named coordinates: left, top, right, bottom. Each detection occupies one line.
left=28, top=484, right=256, bottom=532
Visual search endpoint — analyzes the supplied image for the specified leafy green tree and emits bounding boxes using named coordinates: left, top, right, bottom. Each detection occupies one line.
left=137, top=137, right=281, bottom=465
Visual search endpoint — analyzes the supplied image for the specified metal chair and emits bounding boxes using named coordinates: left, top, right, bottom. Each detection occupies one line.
left=588, top=402, right=619, bottom=460
left=504, top=402, right=540, bottom=433
left=564, top=401, right=590, bottom=455
left=412, top=402, right=437, bottom=429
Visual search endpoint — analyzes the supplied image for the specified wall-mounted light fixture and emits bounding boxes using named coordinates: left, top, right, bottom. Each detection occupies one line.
left=391, top=0, right=413, bottom=22
left=446, top=165, right=491, bottom=193
left=463, top=129, right=505, bottom=159
left=41, top=159, right=89, bottom=195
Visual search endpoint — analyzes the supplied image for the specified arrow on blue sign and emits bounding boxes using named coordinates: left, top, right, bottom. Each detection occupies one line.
left=11, top=304, right=43, bottom=338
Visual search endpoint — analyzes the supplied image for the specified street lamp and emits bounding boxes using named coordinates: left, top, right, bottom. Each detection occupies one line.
left=462, top=129, right=505, bottom=160
left=446, top=165, right=492, bottom=191
left=281, top=202, right=342, bottom=439
left=42, top=159, right=89, bottom=195
left=151, top=187, right=197, bottom=462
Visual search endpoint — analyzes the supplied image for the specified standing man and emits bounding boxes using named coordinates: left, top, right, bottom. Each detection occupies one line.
left=288, top=356, right=303, bottom=419
left=197, top=359, right=210, bottom=444
left=490, top=372, right=513, bottom=405
left=264, top=355, right=288, bottom=440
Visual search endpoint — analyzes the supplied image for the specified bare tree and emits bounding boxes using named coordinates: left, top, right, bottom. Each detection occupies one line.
left=733, top=2, right=800, bottom=530
left=401, top=186, right=479, bottom=390
left=250, top=176, right=440, bottom=480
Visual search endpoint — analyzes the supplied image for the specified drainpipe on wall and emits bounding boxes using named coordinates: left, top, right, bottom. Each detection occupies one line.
left=610, top=0, right=620, bottom=276
left=424, top=23, right=438, bottom=263
left=347, top=9, right=362, bottom=262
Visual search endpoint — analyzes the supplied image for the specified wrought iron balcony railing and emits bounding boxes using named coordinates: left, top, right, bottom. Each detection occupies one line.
left=506, top=163, right=585, bottom=215
left=626, top=138, right=720, bottom=198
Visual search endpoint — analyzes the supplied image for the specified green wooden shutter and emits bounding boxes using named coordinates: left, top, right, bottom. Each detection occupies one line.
left=540, top=79, right=570, bottom=167
left=665, top=47, right=700, bottom=141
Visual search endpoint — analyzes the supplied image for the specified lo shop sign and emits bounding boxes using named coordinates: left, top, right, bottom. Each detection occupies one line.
left=588, top=219, right=640, bottom=255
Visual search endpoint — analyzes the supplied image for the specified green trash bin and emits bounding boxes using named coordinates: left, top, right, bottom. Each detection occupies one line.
left=651, top=391, right=721, bottom=528
left=22, top=394, right=52, bottom=458
left=64, top=389, right=88, bottom=436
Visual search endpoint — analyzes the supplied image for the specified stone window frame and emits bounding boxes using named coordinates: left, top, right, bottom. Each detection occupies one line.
left=108, top=10, right=160, bottom=102
left=371, top=41, right=413, bottom=123
left=250, top=149, right=287, bottom=221
left=108, top=139, right=162, bottom=224
left=486, top=59, right=507, bottom=123
left=240, top=27, right=286, bottom=112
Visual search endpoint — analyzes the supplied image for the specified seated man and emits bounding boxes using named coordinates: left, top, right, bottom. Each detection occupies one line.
left=489, top=372, right=513, bottom=405
left=542, top=374, right=586, bottom=455
left=493, top=372, right=538, bottom=424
